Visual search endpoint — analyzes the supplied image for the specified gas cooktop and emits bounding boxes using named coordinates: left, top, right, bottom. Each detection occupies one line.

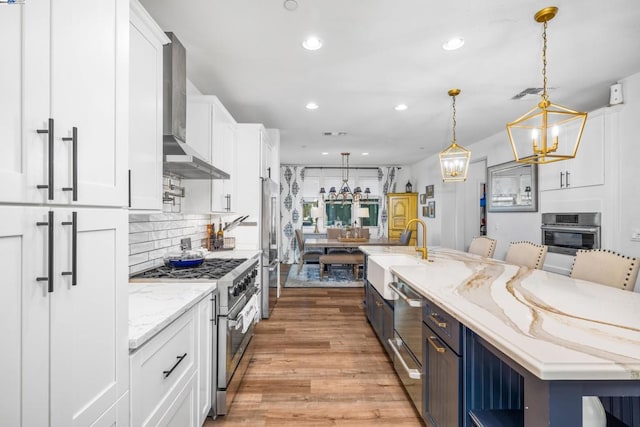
left=131, top=258, right=248, bottom=280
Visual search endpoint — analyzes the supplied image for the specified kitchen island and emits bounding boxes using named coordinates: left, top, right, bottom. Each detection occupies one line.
left=362, top=246, right=640, bottom=425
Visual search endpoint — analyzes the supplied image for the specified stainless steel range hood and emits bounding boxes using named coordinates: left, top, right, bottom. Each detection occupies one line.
left=163, top=32, right=229, bottom=180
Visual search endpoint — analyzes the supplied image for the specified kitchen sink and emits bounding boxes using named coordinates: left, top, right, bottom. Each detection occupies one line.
left=367, top=254, right=425, bottom=300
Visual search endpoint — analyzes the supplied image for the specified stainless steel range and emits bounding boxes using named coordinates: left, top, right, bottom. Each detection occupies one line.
left=130, top=255, right=260, bottom=417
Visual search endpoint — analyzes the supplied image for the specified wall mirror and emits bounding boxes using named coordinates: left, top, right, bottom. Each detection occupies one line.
left=487, top=161, right=538, bottom=212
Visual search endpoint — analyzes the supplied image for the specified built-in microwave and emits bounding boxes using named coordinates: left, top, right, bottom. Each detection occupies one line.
left=541, top=212, right=601, bottom=255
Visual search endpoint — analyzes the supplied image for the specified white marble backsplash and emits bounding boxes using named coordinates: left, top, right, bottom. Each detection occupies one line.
left=129, top=213, right=211, bottom=275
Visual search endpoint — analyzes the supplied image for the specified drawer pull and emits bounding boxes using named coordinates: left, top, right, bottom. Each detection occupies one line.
left=387, top=337, right=421, bottom=379
left=388, top=282, right=422, bottom=307
left=430, top=313, right=447, bottom=328
left=162, top=353, right=187, bottom=378
left=428, top=336, right=446, bottom=353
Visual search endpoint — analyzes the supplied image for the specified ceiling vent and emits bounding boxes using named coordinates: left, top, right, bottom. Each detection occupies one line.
left=323, top=131, right=348, bottom=136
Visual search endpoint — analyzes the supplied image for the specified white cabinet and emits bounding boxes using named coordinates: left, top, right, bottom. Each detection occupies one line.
left=0, top=206, right=128, bottom=426
left=196, top=293, right=215, bottom=424
left=539, top=109, right=606, bottom=191
left=129, top=1, right=169, bottom=210
left=183, top=96, right=237, bottom=213
left=130, top=293, right=214, bottom=427
left=0, top=0, right=128, bottom=207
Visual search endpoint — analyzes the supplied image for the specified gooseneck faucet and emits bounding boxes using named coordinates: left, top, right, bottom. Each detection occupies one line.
left=405, top=218, right=428, bottom=260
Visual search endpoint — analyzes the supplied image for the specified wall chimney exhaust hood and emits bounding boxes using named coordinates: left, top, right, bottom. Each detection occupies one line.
left=163, top=32, right=229, bottom=180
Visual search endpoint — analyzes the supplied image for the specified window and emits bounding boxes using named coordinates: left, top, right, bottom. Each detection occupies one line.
left=302, top=198, right=320, bottom=226
left=324, top=199, right=379, bottom=227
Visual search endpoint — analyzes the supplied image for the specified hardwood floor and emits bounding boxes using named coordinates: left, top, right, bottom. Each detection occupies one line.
left=205, top=264, right=423, bottom=426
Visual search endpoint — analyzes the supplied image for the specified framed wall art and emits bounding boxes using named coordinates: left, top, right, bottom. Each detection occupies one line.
left=426, top=184, right=434, bottom=198
left=427, top=201, right=435, bottom=218
left=419, top=193, right=427, bottom=204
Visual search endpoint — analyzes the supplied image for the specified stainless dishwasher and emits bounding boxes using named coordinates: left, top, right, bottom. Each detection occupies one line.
left=423, top=297, right=462, bottom=427
left=388, top=280, right=424, bottom=418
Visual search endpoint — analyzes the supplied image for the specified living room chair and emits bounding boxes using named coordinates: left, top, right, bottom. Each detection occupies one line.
left=570, top=249, right=639, bottom=291
left=504, top=241, right=547, bottom=270
left=468, top=236, right=497, bottom=258
left=295, top=229, right=323, bottom=273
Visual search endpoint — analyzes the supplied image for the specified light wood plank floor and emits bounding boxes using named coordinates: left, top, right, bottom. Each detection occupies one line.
left=205, top=267, right=423, bottom=426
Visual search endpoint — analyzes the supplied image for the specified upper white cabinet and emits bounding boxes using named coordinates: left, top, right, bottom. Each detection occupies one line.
left=129, top=0, right=169, bottom=210
left=183, top=96, right=237, bottom=213
left=0, top=0, right=128, bottom=207
left=539, top=109, right=606, bottom=191
left=0, top=206, right=128, bottom=426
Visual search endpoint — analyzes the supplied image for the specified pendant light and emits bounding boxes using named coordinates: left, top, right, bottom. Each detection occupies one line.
left=506, top=6, right=587, bottom=164
left=439, top=89, right=470, bottom=182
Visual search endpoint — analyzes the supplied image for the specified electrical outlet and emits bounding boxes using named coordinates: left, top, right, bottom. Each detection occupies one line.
left=632, top=229, right=640, bottom=242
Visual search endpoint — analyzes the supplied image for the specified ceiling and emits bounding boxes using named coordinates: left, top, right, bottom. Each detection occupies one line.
left=140, top=0, right=640, bottom=167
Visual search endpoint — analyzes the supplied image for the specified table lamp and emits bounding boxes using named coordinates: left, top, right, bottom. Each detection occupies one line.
left=357, top=207, right=369, bottom=235
left=310, top=206, right=322, bottom=233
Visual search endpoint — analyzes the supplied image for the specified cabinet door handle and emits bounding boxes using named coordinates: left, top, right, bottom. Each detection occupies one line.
left=388, top=282, right=422, bottom=307
left=565, top=171, right=570, bottom=187
left=387, top=337, right=421, bottom=379
left=61, top=127, right=78, bottom=201
left=36, top=118, right=54, bottom=200
left=375, top=300, right=383, bottom=307
left=61, top=211, right=77, bottom=286
left=36, top=211, right=54, bottom=292
left=430, top=313, right=447, bottom=329
left=211, top=296, right=218, bottom=326
left=560, top=171, right=564, bottom=188
left=428, top=335, right=446, bottom=353
left=162, top=353, right=187, bottom=378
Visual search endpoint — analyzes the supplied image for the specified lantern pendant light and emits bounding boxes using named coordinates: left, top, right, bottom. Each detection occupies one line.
left=506, top=6, right=587, bottom=164
left=439, top=89, right=471, bottom=182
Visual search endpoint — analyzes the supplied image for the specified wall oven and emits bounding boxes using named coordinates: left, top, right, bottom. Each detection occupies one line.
left=541, top=212, right=601, bottom=255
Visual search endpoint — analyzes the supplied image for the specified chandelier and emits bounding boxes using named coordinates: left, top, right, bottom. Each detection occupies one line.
left=319, top=152, right=369, bottom=202
left=506, top=6, right=587, bottom=164
left=439, top=89, right=471, bottom=182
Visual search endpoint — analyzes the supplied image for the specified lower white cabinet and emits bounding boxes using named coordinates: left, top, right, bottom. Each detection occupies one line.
left=197, top=293, right=216, bottom=424
left=0, top=206, right=129, bottom=426
left=130, top=293, right=215, bottom=427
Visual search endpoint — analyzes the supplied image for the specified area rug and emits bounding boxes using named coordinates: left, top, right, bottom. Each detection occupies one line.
left=285, top=264, right=364, bottom=288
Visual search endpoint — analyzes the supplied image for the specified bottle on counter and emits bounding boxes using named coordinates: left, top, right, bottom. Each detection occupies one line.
left=216, top=218, right=224, bottom=249
left=206, top=223, right=213, bottom=250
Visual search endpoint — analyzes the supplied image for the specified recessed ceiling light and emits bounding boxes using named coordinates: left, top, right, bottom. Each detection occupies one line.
left=442, top=37, right=465, bottom=51
left=361, top=152, right=369, bottom=156
left=302, top=36, right=323, bottom=51
left=322, top=152, right=329, bottom=155
left=306, top=102, right=319, bottom=110
left=394, top=104, right=408, bottom=111
left=283, top=0, right=298, bottom=11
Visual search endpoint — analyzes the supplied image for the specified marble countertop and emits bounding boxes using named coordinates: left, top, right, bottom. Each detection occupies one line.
left=359, top=245, right=423, bottom=257
left=388, top=248, right=640, bottom=381
left=129, top=283, right=216, bottom=351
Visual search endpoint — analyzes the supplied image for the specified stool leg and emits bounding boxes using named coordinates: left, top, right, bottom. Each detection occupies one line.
left=320, top=263, right=324, bottom=280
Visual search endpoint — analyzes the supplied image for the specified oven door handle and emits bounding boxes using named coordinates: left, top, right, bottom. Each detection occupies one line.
left=541, top=225, right=600, bottom=233
left=388, top=282, right=422, bottom=307
left=228, top=312, right=244, bottom=331
left=387, top=337, right=421, bottom=380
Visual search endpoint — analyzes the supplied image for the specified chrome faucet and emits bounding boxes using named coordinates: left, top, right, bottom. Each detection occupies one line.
left=405, top=218, right=428, bottom=260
